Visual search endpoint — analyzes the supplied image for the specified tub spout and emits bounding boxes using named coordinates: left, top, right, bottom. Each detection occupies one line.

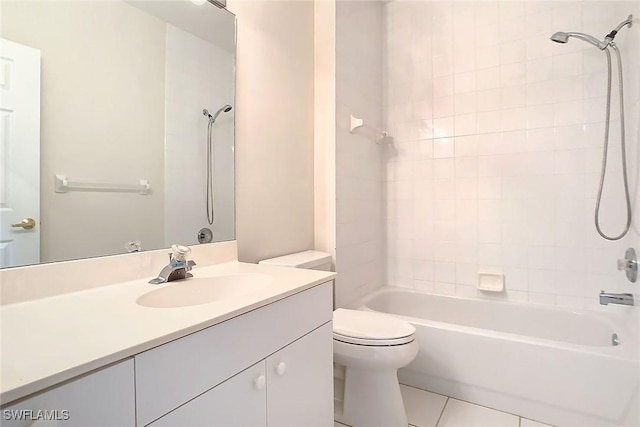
left=599, top=291, right=634, bottom=306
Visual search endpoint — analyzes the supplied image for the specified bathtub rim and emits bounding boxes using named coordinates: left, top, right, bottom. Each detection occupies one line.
left=349, top=286, right=640, bottom=361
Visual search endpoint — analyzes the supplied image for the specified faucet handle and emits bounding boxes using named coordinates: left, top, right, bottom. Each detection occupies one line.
left=125, top=240, right=142, bottom=253
left=171, top=244, right=191, bottom=262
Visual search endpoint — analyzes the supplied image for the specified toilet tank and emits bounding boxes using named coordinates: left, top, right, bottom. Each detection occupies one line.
left=259, top=250, right=332, bottom=271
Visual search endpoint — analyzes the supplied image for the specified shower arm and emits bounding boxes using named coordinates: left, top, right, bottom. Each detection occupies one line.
left=613, top=15, right=633, bottom=33
left=605, top=14, right=633, bottom=44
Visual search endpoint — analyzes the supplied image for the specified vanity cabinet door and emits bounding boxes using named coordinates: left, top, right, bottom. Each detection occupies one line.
left=266, top=322, right=334, bottom=427
left=1, top=359, right=135, bottom=427
left=147, top=361, right=267, bottom=427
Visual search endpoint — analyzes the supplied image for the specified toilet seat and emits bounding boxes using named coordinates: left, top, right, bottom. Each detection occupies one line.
left=333, top=332, right=414, bottom=346
left=333, top=309, right=415, bottom=346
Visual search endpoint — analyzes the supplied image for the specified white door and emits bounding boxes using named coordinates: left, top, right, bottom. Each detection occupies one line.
left=0, top=38, right=40, bottom=268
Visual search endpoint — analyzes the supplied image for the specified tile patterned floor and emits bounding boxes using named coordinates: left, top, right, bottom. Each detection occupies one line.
left=335, top=384, right=554, bottom=427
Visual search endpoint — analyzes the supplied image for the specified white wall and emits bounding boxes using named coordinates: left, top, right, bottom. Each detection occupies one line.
left=384, top=1, right=640, bottom=310
left=164, top=25, right=235, bottom=246
left=227, top=0, right=316, bottom=264
left=314, top=0, right=337, bottom=272
left=628, top=6, right=640, bottom=243
left=334, top=1, right=386, bottom=307
left=1, top=1, right=166, bottom=262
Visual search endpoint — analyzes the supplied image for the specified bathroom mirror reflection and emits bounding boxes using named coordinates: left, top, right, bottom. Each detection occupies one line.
left=0, top=0, right=236, bottom=268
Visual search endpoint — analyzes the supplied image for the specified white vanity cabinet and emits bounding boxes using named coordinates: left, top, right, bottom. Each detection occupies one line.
left=1, top=359, right=135, bottom=427
left=148, top=322, right=333, bottom=427
left=136, top=282, right=333, bottom=426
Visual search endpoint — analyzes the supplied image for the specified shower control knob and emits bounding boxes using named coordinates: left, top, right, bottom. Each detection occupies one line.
left=617, top=259, right=632, bottom=271
left=275, top=362, right=287, bottom=376
left=198, top=227, right=213, bottom=244
left=617, top=248, right=638, bottom=283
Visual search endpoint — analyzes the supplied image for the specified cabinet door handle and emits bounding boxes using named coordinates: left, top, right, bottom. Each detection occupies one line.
left=275, top=362, right=287, bottom=376
left=254, top=375, right=266, bottom=390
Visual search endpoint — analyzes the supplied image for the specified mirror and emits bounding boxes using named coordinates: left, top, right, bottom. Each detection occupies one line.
left=0, top=0, right=236, bottom=268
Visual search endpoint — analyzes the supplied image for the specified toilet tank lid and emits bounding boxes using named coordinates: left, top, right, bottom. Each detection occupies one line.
left=258, top=250, right=332, bottom=268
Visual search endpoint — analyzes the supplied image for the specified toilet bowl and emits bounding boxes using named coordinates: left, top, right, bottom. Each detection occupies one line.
left=259, top=251, right=419, bottom=427
left=333, top=308, right=418, bottom=427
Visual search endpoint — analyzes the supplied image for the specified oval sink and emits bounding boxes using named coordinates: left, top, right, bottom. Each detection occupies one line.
left=136, top=273, right=273, bottom=308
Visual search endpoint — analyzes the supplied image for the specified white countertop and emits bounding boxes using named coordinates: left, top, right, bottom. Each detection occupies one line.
left=0, top=261, right=335, bottom=404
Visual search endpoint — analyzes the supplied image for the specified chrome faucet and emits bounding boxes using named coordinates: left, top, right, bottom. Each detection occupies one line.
left=599, top=291, right=634, bottom=306
left=149, top=245, right=196, bottom=284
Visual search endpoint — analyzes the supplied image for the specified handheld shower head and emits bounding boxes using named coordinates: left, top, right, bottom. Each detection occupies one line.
left=549, top=31, right=607, bottom=49
left=551, top=32, right=569, bottom=43
left=203, top=104, right=233, bottom=123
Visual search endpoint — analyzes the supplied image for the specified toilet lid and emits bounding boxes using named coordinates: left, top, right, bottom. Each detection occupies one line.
left=333, top=309, right=415, bottom=346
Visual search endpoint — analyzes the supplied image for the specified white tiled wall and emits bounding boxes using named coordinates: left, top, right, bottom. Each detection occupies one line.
left=335, top=1, right=386, bottom=307
left=165, top=25, right=235, bottom=246
left=384, top=1, right=640, bottom=309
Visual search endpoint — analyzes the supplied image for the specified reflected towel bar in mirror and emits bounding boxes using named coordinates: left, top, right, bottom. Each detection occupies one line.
left=55, top=174, right=151, bottom=195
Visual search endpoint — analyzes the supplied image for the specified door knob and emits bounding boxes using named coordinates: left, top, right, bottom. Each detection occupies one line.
left=11, top=218, right=36, bottom=230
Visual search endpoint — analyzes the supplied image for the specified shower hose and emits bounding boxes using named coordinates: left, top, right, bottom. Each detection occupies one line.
left=207, top=118, right=215, bottom=225
left=595, top=43, right=631, bottom=240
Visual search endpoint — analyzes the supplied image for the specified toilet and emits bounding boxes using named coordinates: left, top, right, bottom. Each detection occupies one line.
left=259, top=251, right=418, bottom=427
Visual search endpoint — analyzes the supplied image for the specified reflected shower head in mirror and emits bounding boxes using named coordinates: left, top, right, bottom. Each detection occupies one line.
left=203, top=104, right=233, bottom=226
left=550, top=31, right=608, bottom=49
left=203, top=105, right=233, bottom=123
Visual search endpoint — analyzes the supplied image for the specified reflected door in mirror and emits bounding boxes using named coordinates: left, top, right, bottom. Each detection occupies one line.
left=0, top=38, right=40, bottom=268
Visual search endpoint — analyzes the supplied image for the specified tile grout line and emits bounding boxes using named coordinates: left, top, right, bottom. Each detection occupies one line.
left=443, top=395, right=527, bottom=420
left=434, top=396, right=450, bottom=427
left=338, top=386, right=552, bottom=427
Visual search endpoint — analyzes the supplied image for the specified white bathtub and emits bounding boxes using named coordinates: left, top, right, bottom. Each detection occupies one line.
left=358, top=287, right=640, bottom=427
